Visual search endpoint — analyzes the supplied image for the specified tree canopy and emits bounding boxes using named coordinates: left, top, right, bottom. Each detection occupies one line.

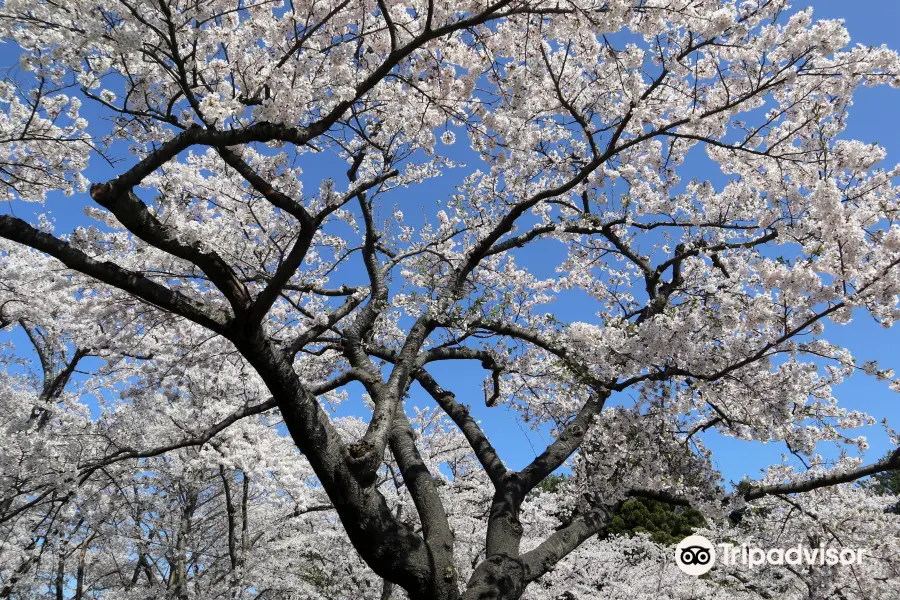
left=1, top=1, right=900, bottom=599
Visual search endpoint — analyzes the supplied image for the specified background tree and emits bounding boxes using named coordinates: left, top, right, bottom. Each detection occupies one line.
left=871, top=451, right=900, bottom=512
left=602, top=498, right=706, bottom=546
left=534, top=474, right=707, bottom=546
left=1, top=1, right=900, bottom=599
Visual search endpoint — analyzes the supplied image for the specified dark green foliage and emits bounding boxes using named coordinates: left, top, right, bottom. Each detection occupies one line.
left=602, top=498, right=707, bottom=546
left=871, top=468, right=900, bottom=496
left=536, top=473, right=567, bottom=494
left=531, top=474, right=705, bottom=544
left=870, top=454, right=900, bottom=513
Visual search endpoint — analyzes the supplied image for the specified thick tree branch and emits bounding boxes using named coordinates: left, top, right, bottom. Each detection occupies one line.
left=520, top=506, right=616, bottom=584
left=517, top=391, right=610, bottom=494
left=413, top=368, right=509, bottom=486
left=388, top=410, right=458, bottom=599
left=232, top=327, right=434, bottom=593
left=88, top=186, right=252, bottom=316
left=0, top=216, right=230, bottom=334
left=744, top=448, right=900, bottom=500
left=626, top=447, right=900, bottom=515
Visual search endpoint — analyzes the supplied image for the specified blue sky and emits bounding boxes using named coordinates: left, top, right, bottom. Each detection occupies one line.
left=1, top=1, right=899, bottom=488
left=697, top=0, right=900, bottom=483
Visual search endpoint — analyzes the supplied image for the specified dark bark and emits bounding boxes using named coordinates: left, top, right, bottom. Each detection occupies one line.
left=462, top=554, right=527, bottom=600
left=74, top=546, right=86, bottom=600
left=389, top=411, right=459, bottom=600
left=219, top=467, right=238, bottom=572
left=54, top=551, right=64, bottom=600
left=232, top=328, right=436, bottom=594
left=0, top=215, right=230, bottom=334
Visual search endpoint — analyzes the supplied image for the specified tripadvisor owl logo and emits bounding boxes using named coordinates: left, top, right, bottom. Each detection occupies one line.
left=675, top=535, right=716, bottom=576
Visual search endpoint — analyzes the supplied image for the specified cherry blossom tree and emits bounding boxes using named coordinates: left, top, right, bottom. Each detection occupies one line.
left=2, top=0, right=900, bottom=598
left=706, top=482, right=900, bottom=600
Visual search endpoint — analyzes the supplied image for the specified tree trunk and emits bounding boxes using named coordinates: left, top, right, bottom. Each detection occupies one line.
left=54, top=551, right=64, bottom=600
left=74, top=546, right=86, bottom=600
left=170, top=488, right=198, bottom=600
left=461, top=555, right=527, bottom=600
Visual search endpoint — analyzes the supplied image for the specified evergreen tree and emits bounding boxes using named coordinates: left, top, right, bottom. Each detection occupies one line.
left=602, top=499, right=706, bottom=546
